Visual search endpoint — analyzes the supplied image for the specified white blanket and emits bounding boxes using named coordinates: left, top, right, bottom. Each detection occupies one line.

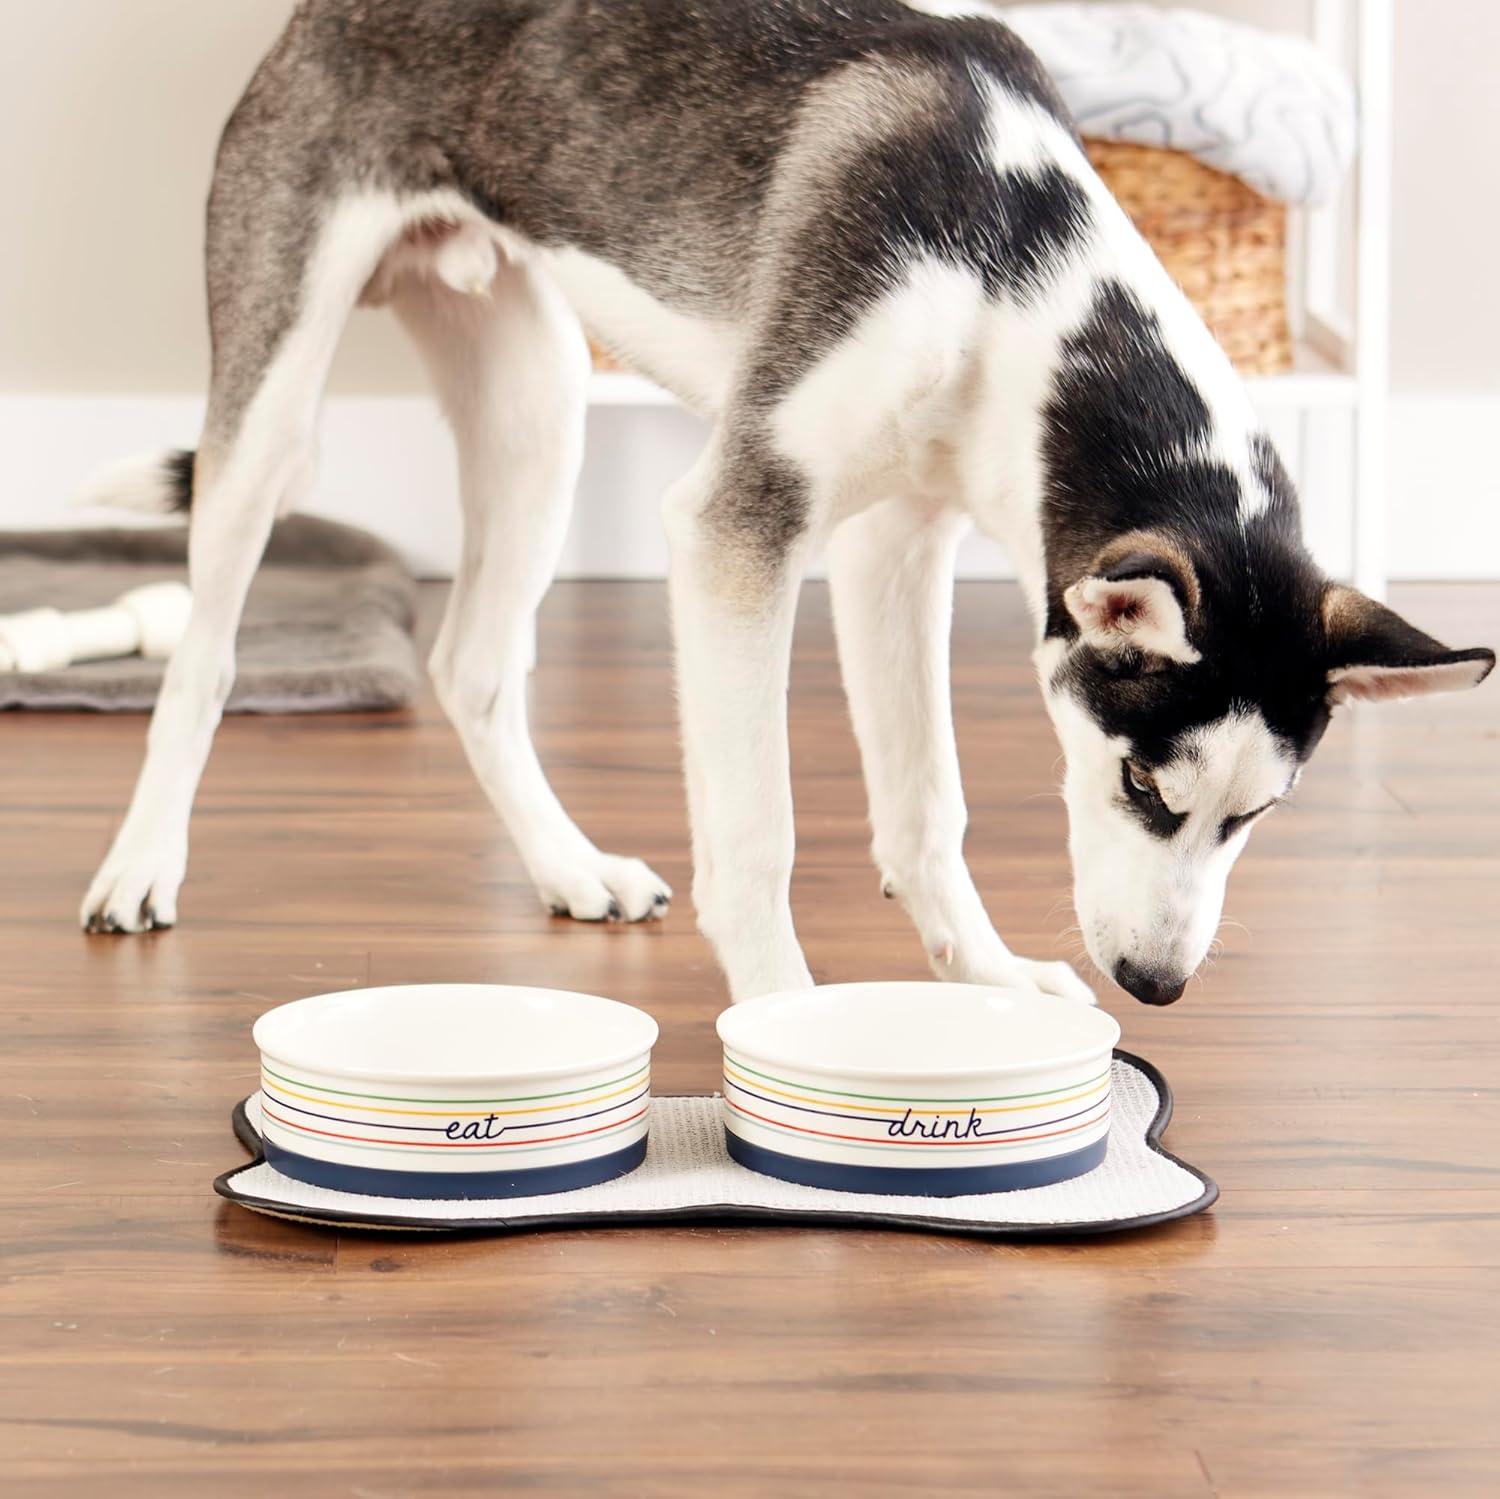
left=925, top=3, right=1357, bottom=203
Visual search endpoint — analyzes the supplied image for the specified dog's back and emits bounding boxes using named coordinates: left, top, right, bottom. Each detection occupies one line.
left=219, top=1, right=1071, bottom=351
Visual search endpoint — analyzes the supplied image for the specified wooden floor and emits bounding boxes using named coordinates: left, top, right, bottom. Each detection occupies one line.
left=5, top=579, right=1499, bottom=1496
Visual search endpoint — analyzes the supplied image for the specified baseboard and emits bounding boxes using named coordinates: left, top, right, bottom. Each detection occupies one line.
left=1, top=391, right=1495, bottom=580
left=0, top=393, right=706, bottom=581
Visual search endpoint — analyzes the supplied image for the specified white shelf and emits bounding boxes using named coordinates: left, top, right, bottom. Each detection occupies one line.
left=592, top=354, right=1361, bottom=414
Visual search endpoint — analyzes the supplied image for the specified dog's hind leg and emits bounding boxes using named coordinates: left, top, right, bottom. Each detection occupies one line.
left=81, top=194, right=402, bottom=932
left=392, top=263, right=672, bottom=922
left=827, top=498, right=1095, bottom=1003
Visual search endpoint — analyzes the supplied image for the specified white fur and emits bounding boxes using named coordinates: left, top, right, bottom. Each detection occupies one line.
left=975, top=79, right=1064, bottom=176
left=955, top=256, right=1103, bottom=619
left=771, top=256, right=987, bottom=518
left=902, top=1, right=995, bottom=16
left=536, top=246, right=739, bottom=416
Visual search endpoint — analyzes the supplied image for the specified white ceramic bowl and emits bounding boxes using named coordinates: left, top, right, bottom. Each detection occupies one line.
left=716, top=983, right=1120, bottom=1197
left=253, top=984, right=658, bottom=1200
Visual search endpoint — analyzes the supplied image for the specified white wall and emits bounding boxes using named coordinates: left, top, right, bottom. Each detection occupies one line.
left=2, top=1, right=1496, bottom=578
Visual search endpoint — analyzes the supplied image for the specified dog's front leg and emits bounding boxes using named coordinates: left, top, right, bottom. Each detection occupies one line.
left=828, top=499, right=1094, bottom=1004
left=664, top=452, right=815, bottom=1003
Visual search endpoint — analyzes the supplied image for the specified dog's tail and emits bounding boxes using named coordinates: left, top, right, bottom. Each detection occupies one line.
left=71, top=449, right=195, bottom=517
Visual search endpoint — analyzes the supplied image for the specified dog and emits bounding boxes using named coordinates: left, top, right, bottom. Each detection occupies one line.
left=77, top=0, right=1493, bottom=1007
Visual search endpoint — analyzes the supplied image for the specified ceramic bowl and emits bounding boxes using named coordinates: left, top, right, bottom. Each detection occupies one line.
left=253, top=984, right=658, bottom=1200
left=716, top=983, right=1120, bottom=1196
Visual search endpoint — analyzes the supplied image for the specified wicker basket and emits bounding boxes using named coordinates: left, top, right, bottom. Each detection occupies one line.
left=1086, top=139, right=1292, bottom=375
left=592, top=140, right=1292, bottom=379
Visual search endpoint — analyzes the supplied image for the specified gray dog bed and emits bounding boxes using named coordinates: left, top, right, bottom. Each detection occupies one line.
left=0, top=516, right=419, bottom=712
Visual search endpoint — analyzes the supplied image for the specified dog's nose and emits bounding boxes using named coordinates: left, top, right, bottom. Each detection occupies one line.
left=1114, top=958, right=1186, bottom=1007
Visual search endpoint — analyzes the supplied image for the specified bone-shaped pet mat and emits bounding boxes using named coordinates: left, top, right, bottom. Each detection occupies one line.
left=216, top=1052, right=1215, bottom=1236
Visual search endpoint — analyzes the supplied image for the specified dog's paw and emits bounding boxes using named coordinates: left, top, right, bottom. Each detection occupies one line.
left=81, top=832, right=185, bottom=935
left=929, top=942, right=1097, bottom=1006
left=1006, top=956, right=1098, bottom=1006
left=536, top=851, right=672, bottom=924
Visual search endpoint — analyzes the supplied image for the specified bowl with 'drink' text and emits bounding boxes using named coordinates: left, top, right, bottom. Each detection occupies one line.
left=717, top=983, right=1119, bottom=1196
left=253, top=984, right=658, bottom=1200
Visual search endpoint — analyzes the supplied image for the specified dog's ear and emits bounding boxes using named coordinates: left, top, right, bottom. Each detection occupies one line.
left=1322, top=584, right=1495, bottom=703
left=1064, top=542, right=1201, bottom=665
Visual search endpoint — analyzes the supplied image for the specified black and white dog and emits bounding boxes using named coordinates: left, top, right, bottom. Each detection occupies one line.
left=79, top=0, right=1492, bottom=1007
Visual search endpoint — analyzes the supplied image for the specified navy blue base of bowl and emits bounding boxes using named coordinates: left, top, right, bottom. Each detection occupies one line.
left=725, top=1130, right=1108, bottom=1197
left=263, top=1135, right=648, bottom=1201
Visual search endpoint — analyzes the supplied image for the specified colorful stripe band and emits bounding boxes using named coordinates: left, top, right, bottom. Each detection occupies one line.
left=256, top=1061, right=652, bottom=1169
left=258, top=1060, right=651, bottom=1107
left=260, top=1099, right=651, bottom=1155
left=722, top=1051, right=1112, bottom=1106
left=722, top=1075, right=1108, bottom=1145
left=722, top=1062, right=1109, bottom=1120
left=260, top=1081, right=652, bottom=1137
left=722, top=1095, right=1109, bottom=1154
left=260, top=1068, right=650, bottom=1120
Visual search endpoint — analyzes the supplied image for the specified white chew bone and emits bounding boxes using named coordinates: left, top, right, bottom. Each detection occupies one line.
left=117, top=582, right=195, bottom=659
left=0, top=581, right=192, bottom=673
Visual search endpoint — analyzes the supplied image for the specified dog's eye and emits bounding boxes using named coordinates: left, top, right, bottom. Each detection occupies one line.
left=1219, top=798, right=1279, bottom=844
left=1120, top=760, right=1186, bottom=837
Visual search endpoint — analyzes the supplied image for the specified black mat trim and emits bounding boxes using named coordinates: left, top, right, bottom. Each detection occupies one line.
left=214, top=1049, right=1218, bottom=1239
